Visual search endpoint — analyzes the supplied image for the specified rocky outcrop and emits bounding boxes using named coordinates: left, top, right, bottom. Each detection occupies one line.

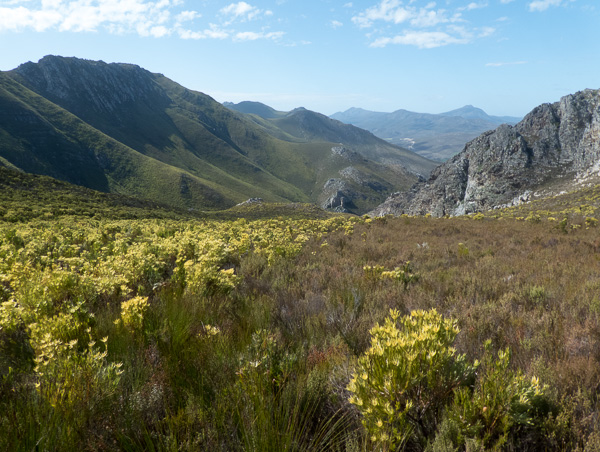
left=370, top=89, right=600, bottom=217
left=321, top=178, right=356, bottom=212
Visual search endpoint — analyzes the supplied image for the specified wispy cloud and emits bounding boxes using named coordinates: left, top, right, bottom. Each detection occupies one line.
left=0, top=0, right=283, bottom=42
left=178, top=23, right=229, bottom=40
left=459, top=2, right=488, bottom=11
left=528, top=0, right=565, bottom=12
left=0, top=0, right=177, bottom=35
left=353, top=0, right=495, bottom=48
left=234, top=30, right=284, bottom=41
left=220, top=2, right=262, bottom=23
left=371, top=30, right=468, bottom=49
left=331, top=20, right=343, bottom=29
left=486, top=61, right=527, bottom=67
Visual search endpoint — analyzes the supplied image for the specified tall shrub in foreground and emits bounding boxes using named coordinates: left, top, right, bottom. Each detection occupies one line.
left=347, top=309, right=476, bottom=450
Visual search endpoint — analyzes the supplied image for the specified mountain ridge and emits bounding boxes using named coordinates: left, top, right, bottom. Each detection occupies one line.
left=330, top=105, right=521, bottom=161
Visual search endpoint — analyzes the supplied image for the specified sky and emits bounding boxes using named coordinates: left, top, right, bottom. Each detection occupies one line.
left=1, top=0, right=599, bottom=118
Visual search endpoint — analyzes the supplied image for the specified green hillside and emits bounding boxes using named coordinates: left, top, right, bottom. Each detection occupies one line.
left=0, top=56, right=437, bottom=214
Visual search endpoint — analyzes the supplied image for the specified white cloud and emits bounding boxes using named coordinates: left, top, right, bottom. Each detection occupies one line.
left=461, top=2, right=488, bottom=11
left=528, top=0, right=563, bottom=12
left=0, top=0, right=34, bottom=4
left=233, top=30, right=284, bottom=41
left=478, top=26, right=495, bottom=37
left=0, top=0, right=284, bottom=44
left=178, top=23, right=229, bottom=40
left=0, top=0, right=177, bottom=33
left=331, top=19, right=343, bottom=29
left=486, top=61, right=527, bottom=67
left=352, top=1, right=465, bottom=29
left=176, top=10, right=199, bottom=23
left=371, top=30, right=468, bottom=48
left=500, top=0, right=515, bottom=3
left=353, top=0, right=497, bottom=49
left=352, top=0, right=411, bottom=28
left=220, top=1, right=260, bottom=21
left=410, top=8, right=453, bottom=27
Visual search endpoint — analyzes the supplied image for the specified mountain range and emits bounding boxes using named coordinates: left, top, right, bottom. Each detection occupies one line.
left=370, top=89, right=600, bottom=217
left=330, top=105, right=521, bottom=161
left=0, top=56, right=436, bottom=215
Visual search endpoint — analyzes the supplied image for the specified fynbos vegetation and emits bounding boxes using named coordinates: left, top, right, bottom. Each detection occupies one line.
left=2, top=185, right=600, bottom=450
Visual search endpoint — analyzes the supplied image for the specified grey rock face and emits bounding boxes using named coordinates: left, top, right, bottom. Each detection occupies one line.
left=370, top=89, right=600, bottom=217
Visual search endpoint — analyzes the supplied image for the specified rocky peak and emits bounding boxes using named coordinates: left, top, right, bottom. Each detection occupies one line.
left=12, top=55, right=169, bottom=116
left=370, top=89, right=600, bottom=217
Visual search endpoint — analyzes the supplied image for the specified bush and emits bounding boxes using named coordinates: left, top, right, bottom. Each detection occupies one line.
left=117, top=296, right=149, bottom=333
left=447, top=340, right=551, bottom=450
left=347, top=309, right=476, bottom=449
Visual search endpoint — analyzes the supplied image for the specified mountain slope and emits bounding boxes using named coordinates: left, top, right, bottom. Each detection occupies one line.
left=370, top=89, right=600, bottom=217
left=331, top=106, right=521, bottom=161
left=0, top=72, right=240, bottom=210
left=224, top=102, right=437, bottom=176
left=1, top=56, right=437, bottom=214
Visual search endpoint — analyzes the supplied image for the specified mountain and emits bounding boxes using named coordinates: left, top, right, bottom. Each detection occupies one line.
left=223, top=101, right=286, bottom=119
left=330, top=106, right=521, bottom=162
left=440, top=105, right=521, bottom=124
left=224, top=102, right=436, bottom=176
left=369, top=89, right=600, bottom=217
left=0, top=56, right=436, bottom=215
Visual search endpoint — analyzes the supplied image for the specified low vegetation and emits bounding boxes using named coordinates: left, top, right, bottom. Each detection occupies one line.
left=2, top=180, right=600, bottom=450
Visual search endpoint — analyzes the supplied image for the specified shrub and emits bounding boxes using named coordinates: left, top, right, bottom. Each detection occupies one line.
left=117, top=296, right=149, bottom=332
left=447, top=340, right=550, bottom=450
left=381, top=262, right=420, bottom=290
left=347, top=309, right=476, bottom=449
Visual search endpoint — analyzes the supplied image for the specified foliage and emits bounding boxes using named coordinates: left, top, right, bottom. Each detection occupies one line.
left=448, top=340, right=550, bottom=450
left=2, top=197, right=600, bottom=450
left=347, top=309, right=476, bottom=449
left=118, top=296, right=149, bottom=332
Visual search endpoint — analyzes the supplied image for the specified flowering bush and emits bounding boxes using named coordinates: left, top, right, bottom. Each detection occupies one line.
left=347, top=309, right=476, bottom=448
left=118, top=296, right=149, bottom=332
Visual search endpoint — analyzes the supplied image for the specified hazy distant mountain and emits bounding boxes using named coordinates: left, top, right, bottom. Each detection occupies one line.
left=331, top=106, right=521, bottom=162
left=0, top=56, right=436, bottom=214
left=440, top=105, right=521, bottom=124
left=370, top=89, right=600, bottom=217
left=223, top=101, right=285, bottom=119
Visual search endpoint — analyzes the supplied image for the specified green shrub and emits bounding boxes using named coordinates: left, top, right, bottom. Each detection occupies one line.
left=447, top=340, right=550, bottom=450
left=347, top=309, right=476, bottom=449
left=381, top=261, right=420, bottom=290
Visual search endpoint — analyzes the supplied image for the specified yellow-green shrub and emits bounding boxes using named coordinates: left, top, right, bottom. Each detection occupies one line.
left=347, top=309, right=476, bottom=448
left=117, top=296, right=149, bottom=332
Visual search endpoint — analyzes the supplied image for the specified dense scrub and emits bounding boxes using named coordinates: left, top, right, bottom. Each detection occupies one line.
left=1, top=211, right=600, bottom=451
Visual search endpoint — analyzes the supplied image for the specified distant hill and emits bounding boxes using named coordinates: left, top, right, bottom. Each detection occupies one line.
left=370, top=89, right=600, bottom=217
left=440, top=105, right=521, bottom=124
left=223, top=101, right=286, bottom=119
left=0, top=56, right=436, bottom=215
left=331, top=106, right=521, bottom=161
left=226, top=102, right=436, bottom=176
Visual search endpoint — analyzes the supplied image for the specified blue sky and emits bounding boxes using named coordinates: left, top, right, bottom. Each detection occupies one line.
left=1, top=0, right=598, bottom=117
